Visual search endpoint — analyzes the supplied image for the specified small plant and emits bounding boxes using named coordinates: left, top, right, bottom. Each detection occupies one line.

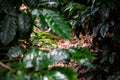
left=31, top=31, right=58, bottom=50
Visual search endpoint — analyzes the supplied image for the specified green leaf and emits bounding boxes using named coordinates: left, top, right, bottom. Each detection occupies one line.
left=64, top=2, right=85, bottom=16
left=24, top=0, right=38, bottom=8
left=38, top=0, right=58, bottom=8
left=43, top=9, right=71, bottom=39
left=100, top=4, right=110, bottom=18
left=31, top=9, right=47, bottom=30
left=31, top=31, right=57, bottom=48
left=0, top=15, right=17, bottom=45
left=68, top=47, right=96, bottom=61
left=35, top=48, right=70, bottom=71
left=0, top=0, right=13, bottom=11
left=0, top=0, right=22, bottom=12
left=100, top=23, right=109, bottom=38
left=93, top=23, right=102, bottom=34
left=93, top=23, right=109, bottom=37
left=15, top=71, right=25, bottom=80
left=23, top=47, right=70, bottom=71
left=79, top=58, right=95, bottom=68
left=39, top=14, right=47, bottom=30
left=100, top=54, right=108, bottom=63
left=23, top=46, right=44, bottom=68
left=5, top=67, right=78, bottom=80
left=109, top=52, right=116, bottom=64
left=47, top=48, right=70, bottom=62
left=37, top=31, right=57, bottom=39
left=7, top=45, right=26, bottom=59
left=68, top=47, right=95, bottom=68
left=18, top=12, right=32, bottom=39
left=44, top=67, right=78, bottom=80
left=23, top=46, right=95, bottom=71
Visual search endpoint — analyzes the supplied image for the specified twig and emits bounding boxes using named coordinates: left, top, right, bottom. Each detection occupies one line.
left=0, top=61, right=14, bottom=72
left=0, top=58, right=23, bottom=62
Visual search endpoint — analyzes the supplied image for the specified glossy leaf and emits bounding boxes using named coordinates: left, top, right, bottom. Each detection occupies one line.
left=31, top=31, right=57, bottom=48
left=68, top=47, right=95, bottom=68
left=79, top=58, right=95, bottom=68
left=38, top=0, right=58, bottom=7
left=23, top=47, right=70, bottom=71
left=7, top=45, right=26, bottom=59
left=64, top=2, right=86, bottom=16
left=47, top=48, right=70, bottom=62
left=93, top=23, right=102, bottom=34
left=35, top=48, right=70, bottom=71
left=31, top=9, right=47, bottom=30
left=0, top=15, right=17, bottom=45
left=23, top=46, right=44, bottom=68
left=43, top=9, right=71, bottom=39
left=68, top=47, right=96, bottom=61
left=108, top=52, right=116, bottom=64
left=23, top=46, right=95, bottom=70
left=39, top=14, right=47, bottom=30
left=44, top=67, right=78, bottom=80
left=100, top=23, right=109, bottom=38
left=18, top=13, right=32, bottom=39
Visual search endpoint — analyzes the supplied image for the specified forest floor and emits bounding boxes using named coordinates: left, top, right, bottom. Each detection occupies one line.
left=34, top=27, right=96, bottom=80
left=53, top=34, right=94, bottom=80
left=53, top=34, right=96, bottom=80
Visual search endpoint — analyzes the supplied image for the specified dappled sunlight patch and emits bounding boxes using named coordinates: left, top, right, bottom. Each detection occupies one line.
left=55, top=34, right=94, bottom=49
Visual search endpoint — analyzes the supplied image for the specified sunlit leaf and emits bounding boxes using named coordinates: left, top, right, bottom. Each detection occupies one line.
left=80, top=58, right=95, bottom=68
left=47, top=48, right=70, bottom=62
left=39, top=14, right=47, bottom=30
left=7, top=45, right=26, bottom=59
left=23, top=46, right=44, bottom=68
left=35, top=48, right=70, bottom=71
left=43, top=9, right=71, bottom=39
left=31, top=9, right=47, bottom=30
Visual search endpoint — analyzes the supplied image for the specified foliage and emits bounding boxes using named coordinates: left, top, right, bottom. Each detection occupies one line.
left=0, top=46, right=95, bottom=80
left=31, top=31, right=57, bottom=50
left=59, top=0, right=120, bottom=38
left=31, top=8, right=71, bottom=39
left=58, top=0, right=120, bottom=79
left=0, top=0, right=71, bottom=46
left=1, top=0, right=120, bottom=79
left=0, top=0, right=96, bottom=80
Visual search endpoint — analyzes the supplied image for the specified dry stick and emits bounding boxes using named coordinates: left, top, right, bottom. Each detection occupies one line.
left=0, top=61, right=14, bottom=72
left=0, top=58, right=23, bottom=62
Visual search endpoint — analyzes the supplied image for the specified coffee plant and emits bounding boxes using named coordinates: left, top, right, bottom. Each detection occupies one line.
left=1, top=0, right=120, bottom=79
left=58, top=0, right=120, bottom=79
left=0, top=0, right=95, bottom=80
